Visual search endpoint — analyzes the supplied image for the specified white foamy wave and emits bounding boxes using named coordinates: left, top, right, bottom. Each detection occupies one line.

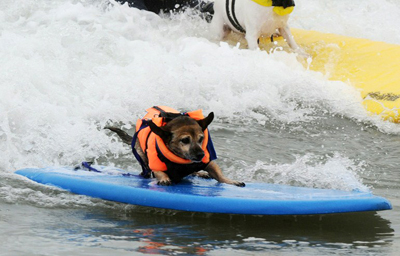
left=292, top=0, right=400, bottom=44
left=235, top=153, right=369, bottom=192
left=1, top=0, right=400, bottom=173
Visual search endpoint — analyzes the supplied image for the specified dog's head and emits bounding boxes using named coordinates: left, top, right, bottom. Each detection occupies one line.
left=148, top=112, right=214, bottom=162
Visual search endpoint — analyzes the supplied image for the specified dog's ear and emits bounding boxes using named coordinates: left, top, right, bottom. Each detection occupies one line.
left=197, top=112, right=214, bottom=131
left=148, top=120, right=172, bottom=142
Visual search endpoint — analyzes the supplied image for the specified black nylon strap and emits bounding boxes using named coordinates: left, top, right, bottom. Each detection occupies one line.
left=231, top=0, right=244, bottom=33
left=226, top=0, right=245, bottom=33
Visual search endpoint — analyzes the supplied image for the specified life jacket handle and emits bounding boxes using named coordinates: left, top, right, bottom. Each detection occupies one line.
left=152, top=105, right=186, bottom=122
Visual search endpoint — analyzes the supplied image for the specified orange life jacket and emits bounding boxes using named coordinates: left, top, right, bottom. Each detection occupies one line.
left=133, top=106, right=217, bottom=173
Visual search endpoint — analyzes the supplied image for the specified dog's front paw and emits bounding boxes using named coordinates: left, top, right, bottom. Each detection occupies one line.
left=232, top=181, right=245, bottom=187
left=157, top=179, right=172, bottom=186
left=192, top=171, right=212, bottom=179
left=223, top=179, right=245, bottom=187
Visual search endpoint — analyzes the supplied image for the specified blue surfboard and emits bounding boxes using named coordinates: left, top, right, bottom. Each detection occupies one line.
left=15, top=166, right=392, bottom=215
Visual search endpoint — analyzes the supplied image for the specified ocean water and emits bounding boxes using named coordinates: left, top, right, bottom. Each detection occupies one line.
left=1, top=0, right=399, bottom=255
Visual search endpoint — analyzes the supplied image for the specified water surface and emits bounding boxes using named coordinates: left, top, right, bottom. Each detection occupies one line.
left=1, top=0, right=400, bottom=255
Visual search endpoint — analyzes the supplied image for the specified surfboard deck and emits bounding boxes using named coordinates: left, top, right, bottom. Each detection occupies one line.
left=258, top=29, right=400, bottom=122
left=15, top=166, right=392, bottom=215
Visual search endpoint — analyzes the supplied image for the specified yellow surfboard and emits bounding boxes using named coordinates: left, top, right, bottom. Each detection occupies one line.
left=258, top=29, right=400, bottom=122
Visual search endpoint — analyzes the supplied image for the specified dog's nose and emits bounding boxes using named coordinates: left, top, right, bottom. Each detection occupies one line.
left=195, top=152, right=205, bottom=161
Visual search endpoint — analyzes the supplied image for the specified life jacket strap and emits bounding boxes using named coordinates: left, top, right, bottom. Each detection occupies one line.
left=131, top=120, right=153, bottom=177
left=76, top=161, right=134, bottom=177
left=226, top=0, right=246, bottom=33
left=79, top=161, right=101, bottom=173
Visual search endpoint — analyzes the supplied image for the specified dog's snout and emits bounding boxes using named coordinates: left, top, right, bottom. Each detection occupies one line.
left=195, top=151, right=205, bottom=161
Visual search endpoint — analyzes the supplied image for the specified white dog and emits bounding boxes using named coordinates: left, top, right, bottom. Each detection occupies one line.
left=210, top=0, right=305, bottom=55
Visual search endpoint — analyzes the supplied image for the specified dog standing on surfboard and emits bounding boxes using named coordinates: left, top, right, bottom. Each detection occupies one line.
left=210, top=0, right=306, bottom=55
left=106, top=106, right=245, bottom=187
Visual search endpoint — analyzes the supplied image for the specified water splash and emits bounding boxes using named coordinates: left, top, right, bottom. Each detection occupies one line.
left=236, top=153, right=369, bottom=192
left=1, top=0, right=399, bottom=174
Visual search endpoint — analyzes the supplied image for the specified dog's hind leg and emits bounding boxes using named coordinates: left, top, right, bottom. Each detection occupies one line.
left=246, top=35, right=259, bottom=50
left=210, top=10, right=228, bottom=41
left=245, top=29, right=261, bottom=50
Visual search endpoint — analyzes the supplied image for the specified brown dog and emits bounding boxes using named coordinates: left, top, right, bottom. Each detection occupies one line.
left=106, top=106, right=245, bottom=187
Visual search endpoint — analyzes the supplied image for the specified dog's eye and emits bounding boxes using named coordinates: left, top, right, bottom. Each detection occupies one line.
left=198, top=136, right=204, bottom=143
left=180, top=137, right=191, bottom=144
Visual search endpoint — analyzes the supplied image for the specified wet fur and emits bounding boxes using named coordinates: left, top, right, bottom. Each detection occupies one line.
left=106, top=112, right=245, bottom=187
left=147, top=116, right=207, bottom=162
left=211, top=0, right=307, bottom=56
